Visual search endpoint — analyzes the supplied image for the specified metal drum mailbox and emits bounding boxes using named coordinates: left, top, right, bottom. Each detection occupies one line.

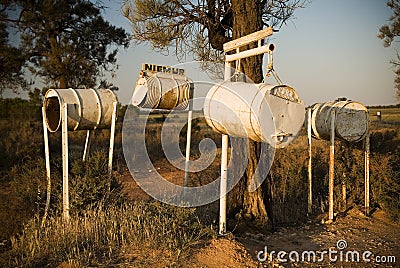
left=311, top=101, right=368, bottom=142
left=44, top=88, right=117, bottom=132
left=131, top=72, right=191, bottom=110
left=203, top=82, right=305, bottom=148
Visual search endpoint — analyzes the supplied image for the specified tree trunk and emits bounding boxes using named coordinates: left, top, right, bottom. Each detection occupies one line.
left=227, top=0, right=274, bottom=232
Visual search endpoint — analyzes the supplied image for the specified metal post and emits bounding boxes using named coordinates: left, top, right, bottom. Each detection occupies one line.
left=307, top=108, right=312, bottom=214
left=82, top=130, right=91, bottom=161
left=364, top=132, right=370, bottom=216
left=108, top=101, right=117, bottom=178
left=184, top=84, right=194, bottom=188
left=219, top=134, right=229, bottom=235
left=61, top=103, right=69, bottom=221
left=42, top=107, right=51, bottom=225
left=184, top=110, right=193, bottom=187
left=328, top=110, right=335, bottom=222
left=218, top=60, right=233, bottom=234
left=342, top=174, right=347, bottom=212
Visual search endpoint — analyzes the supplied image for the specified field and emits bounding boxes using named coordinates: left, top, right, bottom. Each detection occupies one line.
left=0, top=99, right=399, bottom=267
left=369, top=106, right=400, bottom=124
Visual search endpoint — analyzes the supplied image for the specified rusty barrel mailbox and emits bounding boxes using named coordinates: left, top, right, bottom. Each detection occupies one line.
left=43, top=88, right=117, bottom=132
left=310, top=101, right=369, bottom=142
left=131, top=72, right=191, bottom=110
left=203, top=81, right=305, bottom=148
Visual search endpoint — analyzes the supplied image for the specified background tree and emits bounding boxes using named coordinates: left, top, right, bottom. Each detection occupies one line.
left=124, top=0, right=306, bottom=230
left=378, top=0, right=400, bottom=102
left=0, top=11, right=27, bottom=96
left=1, top=0, right=129, bottom=89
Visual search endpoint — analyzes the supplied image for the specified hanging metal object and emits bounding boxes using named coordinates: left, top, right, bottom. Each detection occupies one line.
left=203, top=81, right=305, bottom=148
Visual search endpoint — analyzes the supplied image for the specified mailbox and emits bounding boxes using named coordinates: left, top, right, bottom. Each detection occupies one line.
left=203, top=81, right=305, bottom=148
left=310, top=101, right=369, bottom=142
left=131, top=72, right=191, bottom=110
left=43, top=88, right=117, bottom=132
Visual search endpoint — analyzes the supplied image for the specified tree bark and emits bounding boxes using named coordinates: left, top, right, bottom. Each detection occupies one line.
left=227, top=0, right=274, bottom=232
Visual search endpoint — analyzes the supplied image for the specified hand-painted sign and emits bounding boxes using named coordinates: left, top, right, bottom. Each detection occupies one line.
left=141, top=63, right=185, bottom=76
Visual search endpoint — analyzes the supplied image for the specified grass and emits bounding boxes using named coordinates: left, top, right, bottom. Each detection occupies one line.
left=4, top=201, right=215, bottom=267
left=1, top=99, right=400, bottom=266
left=369, top=107, right=400, bottom=123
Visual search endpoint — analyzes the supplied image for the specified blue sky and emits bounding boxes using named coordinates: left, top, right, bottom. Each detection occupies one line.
left=105, top=0, right=398, bottom=106
left=3, top=0, right=398, bottom=106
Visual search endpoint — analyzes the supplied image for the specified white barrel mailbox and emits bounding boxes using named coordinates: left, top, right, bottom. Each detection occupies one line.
left=131, top=72, right=191, bottom=110
left=311, top=101, right=369, bottom=142
left=44, top=88, right=117, bottom=132
left=203, top=82, right=305, bottom=148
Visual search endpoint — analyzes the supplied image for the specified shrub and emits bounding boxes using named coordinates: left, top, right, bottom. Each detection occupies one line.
left=69, top=151, right=122, bottom=212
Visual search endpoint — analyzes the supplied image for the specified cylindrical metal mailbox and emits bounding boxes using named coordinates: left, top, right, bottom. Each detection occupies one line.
left=203, top=82, right=305, bottom=148
left=44, top=88, right=117, bottom=132
left=131, top=72, right=191, bottom=110
left=311, top=101, right=369, bottom=142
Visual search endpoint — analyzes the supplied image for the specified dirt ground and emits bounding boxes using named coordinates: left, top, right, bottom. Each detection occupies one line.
left=117, top=165, right=400, bottom=268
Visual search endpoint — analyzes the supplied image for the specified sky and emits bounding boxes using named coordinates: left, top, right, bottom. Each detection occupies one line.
left=3, top=0, right=399, bottom=106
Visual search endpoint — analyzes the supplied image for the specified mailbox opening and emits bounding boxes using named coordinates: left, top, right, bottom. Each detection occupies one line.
left=44, top=96, right=61, bottom=132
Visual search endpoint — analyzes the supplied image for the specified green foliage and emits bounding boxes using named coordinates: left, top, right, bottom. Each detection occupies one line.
left=378, top=0, right=400, bottom=102
left=123, top=0, right=306, bottom=62
left=0, top=99, right=42, bottom=174
left=70, top=151, right=122, bottom=211
left=370, top=128, right=400, bottom=222
left=0, top=12, right=27, bottom=94
left=378, top=0, right=400, bottom=47
left=2, top=0, right=130, bottom=89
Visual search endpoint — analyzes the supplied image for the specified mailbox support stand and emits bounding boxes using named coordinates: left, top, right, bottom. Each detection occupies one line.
left=83, top=130, right=92, bottom=161
left=42, top=107, right=51, bottom=226
left=219, top=134, right=229, bottom=234
left=61, top=103, right=70, bottom=220
left=328, top=110, right=336, bottom=222
left=309, top=103, right=370, bottom=222
left=108, top=102, right=118, bottom=178
left=184, top=84, right=195, bottom=188
left=307, top=108, right=313, bottom=215
left=42, top=101, right=118, bottom=222
left=364, top=132, right=370, bottom=215
left=218, top=27, right=274, bottom=234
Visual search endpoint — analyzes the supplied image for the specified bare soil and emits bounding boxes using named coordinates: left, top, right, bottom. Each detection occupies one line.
left=116, top=164, right=400, bottom=268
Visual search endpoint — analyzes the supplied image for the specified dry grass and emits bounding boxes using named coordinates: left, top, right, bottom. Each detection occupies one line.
left=1, top=99, right=400, bottom=266
left=5, top=201, right=215, bottom=267
left=369, top=107, right=400, bottom=123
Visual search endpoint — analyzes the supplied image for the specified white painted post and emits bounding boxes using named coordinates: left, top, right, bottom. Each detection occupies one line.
left=184, top=84, right=194, bottom=188
left=82, top=130, right=91, bottom=161
left=108, top=101, right=117, bottom=178
left=184, top=110, right=193, bottom=187
left=218, top=28, right=274, bottom=234
left=364, top=132, right=370, bottom=216
left=61, top=103, right=70, bottom=221
left=219, top=134, right=229, bottom=234
left=328, top=110, right=335, bottom=222
left=342, top=176, right=347, bottom=212
left=307, top=108, right=312, bottom=214
left=218, top=58, right=233, bottom=234
left=42, top=107, right=51, bottom=225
